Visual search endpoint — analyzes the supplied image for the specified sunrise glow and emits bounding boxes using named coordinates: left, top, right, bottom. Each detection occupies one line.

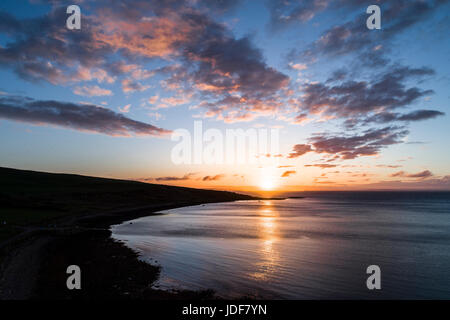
left=0, top=0, right=447, bottom=193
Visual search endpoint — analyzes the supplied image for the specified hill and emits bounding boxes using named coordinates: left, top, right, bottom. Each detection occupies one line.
left=0, top=166, right=255, bottom=238
left=0, top=167, right=256, bottom=299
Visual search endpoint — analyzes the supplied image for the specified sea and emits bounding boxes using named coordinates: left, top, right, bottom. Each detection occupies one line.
left=111, top=191, right=450, bottom=299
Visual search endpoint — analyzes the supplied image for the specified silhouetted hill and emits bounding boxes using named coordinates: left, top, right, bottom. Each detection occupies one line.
left=0, top=166, right=255, bottom=238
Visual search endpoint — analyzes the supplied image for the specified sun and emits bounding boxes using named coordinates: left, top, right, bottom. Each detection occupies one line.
left=257, top=167, right=279, bottom=191
left=260, top=176, right=276, bottom=191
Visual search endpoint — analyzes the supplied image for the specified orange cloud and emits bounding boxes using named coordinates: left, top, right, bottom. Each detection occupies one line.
left=202, top=174, right=225, bottom=181
left=119, top=104, right=131, bottom=113
left=94, top=15, right=194, bottom=59
left=281, top=170, right=296, bottom=177
left=304, top=164, right=339, bottom=168
left=390, top=170, right=433, bottom=179
left=73, top=85, right=112, bottom=97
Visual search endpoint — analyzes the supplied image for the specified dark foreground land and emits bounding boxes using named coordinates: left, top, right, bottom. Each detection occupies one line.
left=0, top=167, right=256, bottom=299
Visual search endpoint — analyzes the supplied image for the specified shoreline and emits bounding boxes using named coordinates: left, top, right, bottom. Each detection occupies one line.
left=0, top=199, right=256, bottom=300
left=0, top=166, right=284, bottom=300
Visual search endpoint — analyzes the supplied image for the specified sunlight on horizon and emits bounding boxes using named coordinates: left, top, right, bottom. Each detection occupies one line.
left=259, top=168, right=279, bottom=191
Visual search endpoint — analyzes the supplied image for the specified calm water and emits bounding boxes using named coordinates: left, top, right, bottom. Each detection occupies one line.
left=111, top=192, right=450, bottom=299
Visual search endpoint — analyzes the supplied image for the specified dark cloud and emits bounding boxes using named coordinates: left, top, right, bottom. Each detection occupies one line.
left=326, top=69, right=348, bottom=83
left=183, top=24, right=289, bottom=97
left=390, top=170, right=433, bottom=179
left=0, top=11, right=23, bottom=34
left=121, top=79, right=150, bottom=93
left=296, top=0, right=448, bottom=60
left=301, top=66, right=434, bottom=120
left=309, top=126, right=409, bottom=160
left=0, top=95, right=169, bottom=137
left=0, top=7, right=113, bottom=84
left=405, top=141, right=428, bottom=145
left=285, top=2, right=445, bottom=161
left=363, top=109, right=445, bottom=125
left=292, top=113, right=310, bottom=124
left=281, top=170, right=296, bottom=177
left=287, top=144, right=313, bottom=158
left=155, top=173, right=196, bottom=181
left=0, top=2, right=289, bottom=123
left=397, top=110, right=445, bottom=121
left=97, top=3, right=289, bottom=121
left=202, top=174, right=225, bottom=181
left=163, top=11, right=289, bottom=122
left=295, top=64, right=440, bottom=159
left=289, top=126, right=409, bottom=162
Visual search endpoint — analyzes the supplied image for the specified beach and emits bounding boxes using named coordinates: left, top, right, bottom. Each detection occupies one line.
left=0, top=167, right=256, bottom=299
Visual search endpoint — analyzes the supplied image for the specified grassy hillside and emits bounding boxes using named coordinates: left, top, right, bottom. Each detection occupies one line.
left=0, top=167, right=254, bottom=242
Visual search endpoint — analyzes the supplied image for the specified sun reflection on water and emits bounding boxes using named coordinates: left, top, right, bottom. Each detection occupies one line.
left=248, top=202, right=281, bottom=281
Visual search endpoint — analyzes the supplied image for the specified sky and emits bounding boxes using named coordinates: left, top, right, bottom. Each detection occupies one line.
left=0, top=0, right=449, bottom=192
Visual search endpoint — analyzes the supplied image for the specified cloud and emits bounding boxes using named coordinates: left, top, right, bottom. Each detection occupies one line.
left=268, top=0, right=329, bottom=29
left=148, top=112, right=163, bottom=120
left=397, top=110, right=445, bottom=121
left=0, top=7, right=114, bottom=84
left=283, top=3, right=444, bottom=162
left=290, top=63, right=441, bottom=162
left=75, top=67, right=115, bottom=84
left=148, top=95, right=159, bottom=105
left=141, top=4, right=286, bottom=119
left=73, top=85, right=112, bottom=97
left=0, top=95, right=170, bottom=137
left=121, top=79, right=150, bottom=93
left=129, top=68, right=155, bottom=81
left=292, top=113, right=311, bottom=125
left=309, top=126, right=409, bottom=160
left=363, top=175, right=450, bottom=190
left=300, top=66, right=435, bottom=121
left=0, top=2, right=288, bottom=124
left=90, top=3, right=289, bottom=121
left=155, top=173, right=196, bottom=181
left=304, top=164, right=338, bottom=168
left=390, top=170, right=433, bottom=179
left=119, top=104, right=131, bottom=113
left=288, top=144, right=313, bottom=158
left=202, top=174, right=225, bottom=181
left=292, top=175, right=450, bottom=190
left=161, top=96, right=190, bottom=107
left=281, top=170, right=296, bottom=177
left=296, top=0, right=447, bottom=60
left=314, top=181, right=337, bottom=184
left=0, top=0, right=445, bottom=131
left=289, top=63, right=308, bottom=71
left=376, top=165, right=402, bottom=169
left=180, top=15, right=289, bottom=98
left=363, top=109, right=445, bottom=125
left=293, top=126, right=409, bottom=161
